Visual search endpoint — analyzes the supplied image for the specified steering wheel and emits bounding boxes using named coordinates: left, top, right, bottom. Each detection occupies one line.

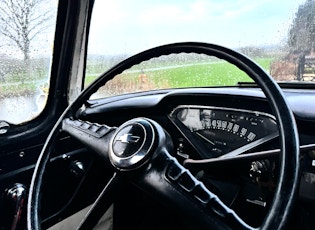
left=27, top=42, right=300, bottom=230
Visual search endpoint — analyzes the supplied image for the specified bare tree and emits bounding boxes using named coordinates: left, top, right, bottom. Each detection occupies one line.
left=0, top=0, right=54, bottom=61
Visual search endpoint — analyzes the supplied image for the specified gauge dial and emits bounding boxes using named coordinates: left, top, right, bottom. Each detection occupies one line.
left=171, top=106, right=278, bottom=158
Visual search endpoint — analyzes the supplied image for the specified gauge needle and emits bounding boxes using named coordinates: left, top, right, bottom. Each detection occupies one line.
left=195, top=132, right=216, bottom=146
left=218, top=132, right=278, bottom=159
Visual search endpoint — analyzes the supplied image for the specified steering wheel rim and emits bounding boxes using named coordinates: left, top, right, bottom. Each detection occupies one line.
left=27, top=42, right=300, bottom=230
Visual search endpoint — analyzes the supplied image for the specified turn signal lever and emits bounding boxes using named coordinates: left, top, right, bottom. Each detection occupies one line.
left=5, top=183, right=27, bottom=230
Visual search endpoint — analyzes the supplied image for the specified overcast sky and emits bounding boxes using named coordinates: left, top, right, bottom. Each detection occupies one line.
left=88, top=0, right=306, bottom=55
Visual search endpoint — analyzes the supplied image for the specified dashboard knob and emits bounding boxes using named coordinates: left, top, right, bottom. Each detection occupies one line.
left=5, top=183, right=27, bottom=230
left=249, top=160, right=271, bottom=182
left=70, top=161, right=85, bottom=177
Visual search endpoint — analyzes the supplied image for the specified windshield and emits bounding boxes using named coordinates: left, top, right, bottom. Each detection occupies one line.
left=86, top=0, right=314, bottom=98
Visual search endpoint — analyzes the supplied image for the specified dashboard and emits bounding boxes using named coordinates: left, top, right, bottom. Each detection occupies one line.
left=80, top=86, right=315, bottom=227
left=82, top=86, right=315, bottom=163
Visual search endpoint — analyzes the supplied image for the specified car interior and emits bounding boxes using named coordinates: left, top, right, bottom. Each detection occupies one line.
left=0, top=0, right=315, bottom=229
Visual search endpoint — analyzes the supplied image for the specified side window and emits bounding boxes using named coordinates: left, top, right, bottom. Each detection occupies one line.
left=0, top=0, right=57, bottom=124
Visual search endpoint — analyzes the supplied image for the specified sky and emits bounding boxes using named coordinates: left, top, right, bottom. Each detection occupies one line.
left=88, top=0, right=306, bottom=55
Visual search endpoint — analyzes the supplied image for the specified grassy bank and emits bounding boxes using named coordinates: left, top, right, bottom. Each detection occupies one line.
left=85, top=57, right=273, bottom=89
left=1, top=57, right=272, bottom=97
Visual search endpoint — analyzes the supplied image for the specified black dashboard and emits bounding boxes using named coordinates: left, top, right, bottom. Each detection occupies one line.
left=81, top=86, right=315, bottom=153
left=78, top=86, right=315, bottom=227
left=81, top=86, right=315, bottom=165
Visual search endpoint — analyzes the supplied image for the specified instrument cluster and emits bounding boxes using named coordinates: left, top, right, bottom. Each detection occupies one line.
left=170, top=105, right=278, bottom=159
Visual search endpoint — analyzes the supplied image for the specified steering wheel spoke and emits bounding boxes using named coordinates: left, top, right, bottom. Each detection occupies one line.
left=130, top=140, right=253, bottom=230
left=77, top=173, right=126, bottom=230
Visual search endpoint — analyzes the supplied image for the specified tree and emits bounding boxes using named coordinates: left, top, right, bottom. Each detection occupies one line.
left=0, top=0, right=54, bottom=61
left=288, top=0, right=315, bottom=53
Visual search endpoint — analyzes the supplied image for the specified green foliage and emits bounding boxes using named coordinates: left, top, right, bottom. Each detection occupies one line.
left=0, top=57, right=50, bottom=96
left=0, top=82, right=37, bottom=98
left=288, top=0, right=315, bottom=52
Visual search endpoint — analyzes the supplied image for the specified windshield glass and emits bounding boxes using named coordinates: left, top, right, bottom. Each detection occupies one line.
left=0, top=0, right=57, bottom=124
left=86, top=0, right=314, bottom=98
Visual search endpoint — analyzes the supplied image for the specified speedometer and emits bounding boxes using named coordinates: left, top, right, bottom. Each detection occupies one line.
left=170, top=106, right=278, bottom=158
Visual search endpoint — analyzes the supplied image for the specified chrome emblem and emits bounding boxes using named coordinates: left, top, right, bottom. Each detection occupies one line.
left=116, top=133, right=140, bottom=144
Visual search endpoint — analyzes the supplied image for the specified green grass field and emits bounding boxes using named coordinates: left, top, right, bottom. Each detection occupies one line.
left=85, top=57, right=273, bottom=91
left=0, top=56, right=272, bottom=97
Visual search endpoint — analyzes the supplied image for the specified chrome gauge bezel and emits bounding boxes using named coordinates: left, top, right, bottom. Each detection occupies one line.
left=169, top=105, right=278, bottom=159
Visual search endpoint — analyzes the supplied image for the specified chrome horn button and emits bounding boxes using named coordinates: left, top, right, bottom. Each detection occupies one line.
left=112, top=124, right=144, bottom=158
left=109, top=118, right=156, bottom=170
